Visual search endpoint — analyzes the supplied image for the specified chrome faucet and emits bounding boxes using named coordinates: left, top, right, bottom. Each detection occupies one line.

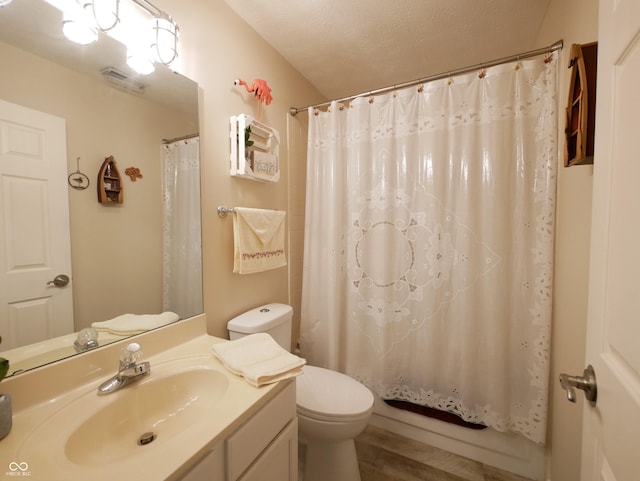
left=97, top=342, right=150, bottom=395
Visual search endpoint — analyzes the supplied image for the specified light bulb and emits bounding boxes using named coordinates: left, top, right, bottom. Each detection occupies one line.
left=127, top=46, right=155, bottom=75
left=0, top=0, right=14, bottom=8
left=62, top=1, right=98, bottom=45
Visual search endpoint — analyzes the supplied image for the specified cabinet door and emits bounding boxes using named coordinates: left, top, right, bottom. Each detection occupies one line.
left=226, top=382, right=296, bottom=479
left=179, top=443, right=224, bottom=481
left=239, top=418, right=298, bottom=481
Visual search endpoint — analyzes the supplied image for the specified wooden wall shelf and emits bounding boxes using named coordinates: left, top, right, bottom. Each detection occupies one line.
left=565, top=42, right=598, bottom=167
left=97, top=155, right=123, bottom=204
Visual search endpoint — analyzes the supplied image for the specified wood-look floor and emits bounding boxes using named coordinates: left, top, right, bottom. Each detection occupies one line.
left=354, top=426, right=535, bottom=481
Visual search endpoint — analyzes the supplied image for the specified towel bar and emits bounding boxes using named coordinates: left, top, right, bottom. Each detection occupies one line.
left=217, top=205, right=237, bottom=218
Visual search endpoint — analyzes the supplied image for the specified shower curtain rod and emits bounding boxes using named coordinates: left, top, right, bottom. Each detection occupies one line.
left=289, top=39, right=563, bottom=116
left=162, top=132, right=199, bottom=144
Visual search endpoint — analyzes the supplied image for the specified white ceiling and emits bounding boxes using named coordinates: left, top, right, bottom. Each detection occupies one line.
left=224, top=0, right=552, bottom=103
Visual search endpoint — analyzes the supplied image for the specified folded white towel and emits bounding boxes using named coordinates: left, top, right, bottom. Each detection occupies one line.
left=212, top=333, right=306, bottom=387
left=233, top=207, right=287, bottom=274
left=91, top=311, right=179, bottom=336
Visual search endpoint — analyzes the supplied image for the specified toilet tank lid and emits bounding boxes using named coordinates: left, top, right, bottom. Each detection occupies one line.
left=227, top=303, right=293, bottom=334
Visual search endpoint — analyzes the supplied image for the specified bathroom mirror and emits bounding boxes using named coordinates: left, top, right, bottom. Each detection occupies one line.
left=0, top=0, right=202, bottom=376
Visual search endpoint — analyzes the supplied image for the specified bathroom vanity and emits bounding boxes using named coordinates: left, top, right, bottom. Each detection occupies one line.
left=0, top=316, right=297, bottom=481
left=181, top=384, right=297, bottom=481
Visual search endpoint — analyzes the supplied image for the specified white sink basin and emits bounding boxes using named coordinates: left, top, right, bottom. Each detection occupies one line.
left=3, top=329, right=283, bottom=481
left=65, top=365, right=229, bottom=466
left=16, top=356, right=231, bottom=470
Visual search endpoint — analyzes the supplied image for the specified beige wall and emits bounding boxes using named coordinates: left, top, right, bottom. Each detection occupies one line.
left=153, top=0, right=324, bottom=340
left=0, top=40, right=196, bottom=329
left=4, top=0, right=597, bottom=477
left=171, top=1, right=599, bottom=478
left=286, top=113, right=310, bottom=348
left=535, top=0, right=598, bottom=480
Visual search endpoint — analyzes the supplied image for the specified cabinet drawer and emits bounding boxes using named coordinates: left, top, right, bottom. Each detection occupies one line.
left=226, top=381, right=296, bottom=480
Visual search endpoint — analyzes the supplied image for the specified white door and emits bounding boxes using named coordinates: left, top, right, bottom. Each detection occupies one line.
left=0, top=99, right=74, bottom=350
left=579, top=0, right=640, bottom=479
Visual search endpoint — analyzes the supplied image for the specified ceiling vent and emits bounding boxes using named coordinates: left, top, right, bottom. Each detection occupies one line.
left=100, top=67, right=145, bottom=95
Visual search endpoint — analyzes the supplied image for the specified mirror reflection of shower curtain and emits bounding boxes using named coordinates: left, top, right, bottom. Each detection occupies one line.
left=300, top=56, right=558, bottom=445
left=161, top=137, right=202, bottom=319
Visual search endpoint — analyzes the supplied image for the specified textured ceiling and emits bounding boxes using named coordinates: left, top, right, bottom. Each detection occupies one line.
left=224, top=0, right=551, bottom=102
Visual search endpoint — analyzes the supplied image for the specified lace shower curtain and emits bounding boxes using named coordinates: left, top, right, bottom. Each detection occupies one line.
left=162, top=137, right=202, bottom=319
left=300, top=56, right=558, bottom=444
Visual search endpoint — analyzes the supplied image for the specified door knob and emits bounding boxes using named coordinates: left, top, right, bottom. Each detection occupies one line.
left=46, top=274, right=70, bottom=288
left=559, top=365, right=597, bottom=404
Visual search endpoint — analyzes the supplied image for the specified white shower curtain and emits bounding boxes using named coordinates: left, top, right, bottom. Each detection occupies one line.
left=300, top=56, right=558, bottom=444
left=162, top=137, right=202, bottom=319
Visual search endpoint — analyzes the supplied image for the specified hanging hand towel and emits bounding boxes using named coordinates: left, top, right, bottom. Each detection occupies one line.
left=91, top=311, right=179, bottom=336
left=212, top=333, right=306, bottom=387
left=233, top=207, right=287, bottom=274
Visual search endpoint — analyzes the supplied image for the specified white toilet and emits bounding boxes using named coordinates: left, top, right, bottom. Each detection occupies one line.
left=228, top=303, right=374, bottom=481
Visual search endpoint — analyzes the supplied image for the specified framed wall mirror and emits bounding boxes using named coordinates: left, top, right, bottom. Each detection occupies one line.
left=0, top=0, right=202, bottom=376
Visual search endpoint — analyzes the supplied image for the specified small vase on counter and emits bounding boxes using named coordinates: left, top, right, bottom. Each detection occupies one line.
left=0, top=393, right=11, bottom=440
left=0, top=346, right=10, bottom=440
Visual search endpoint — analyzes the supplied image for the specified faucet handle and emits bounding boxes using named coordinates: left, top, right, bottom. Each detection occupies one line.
left=120, top=342, right=143, bottom=366
left=74, top=327, right=99, bottom=352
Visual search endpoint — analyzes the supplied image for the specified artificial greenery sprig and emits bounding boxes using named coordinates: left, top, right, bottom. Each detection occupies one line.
left=244, top=126, right=254, bottom=148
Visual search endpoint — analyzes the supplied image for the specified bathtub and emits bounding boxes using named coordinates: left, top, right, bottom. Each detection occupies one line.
left=368, top=397, right=545, bottom=480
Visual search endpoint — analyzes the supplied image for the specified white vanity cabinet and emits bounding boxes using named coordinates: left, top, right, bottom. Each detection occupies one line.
left=237, top=418, right=297, bottom=481
left=179, top=381, right=297, bottom=481
left=227, top=381, right=297, bottom=481
left=179, top=443, right=225, bottom=481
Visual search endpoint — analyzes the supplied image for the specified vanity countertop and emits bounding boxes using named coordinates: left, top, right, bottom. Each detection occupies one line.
left=0, top=316, right=290, bottom=481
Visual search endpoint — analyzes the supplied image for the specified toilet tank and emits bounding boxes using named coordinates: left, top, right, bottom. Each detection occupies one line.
left=227, top=303, right=293, bottom=352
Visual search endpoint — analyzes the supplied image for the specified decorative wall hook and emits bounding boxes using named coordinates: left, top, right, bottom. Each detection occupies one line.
left=68, top=157, right=90, bottom=190
left=234, top=78, right=273, bottom=106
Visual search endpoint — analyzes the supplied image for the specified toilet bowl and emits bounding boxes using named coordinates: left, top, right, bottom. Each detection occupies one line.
left=227, top=304, right=374, bottom=481
left=296, top=365, right=374, bottom=481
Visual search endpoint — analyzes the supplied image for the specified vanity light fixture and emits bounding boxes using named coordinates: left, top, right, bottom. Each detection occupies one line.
left=150, top=15, right=178, bottom=65
left=61, top=0, right=179, bottom=76
left=62, top=0, right=119, bottom=45
left=125, top=8, right=178, bottom=75
left=0, top=0, right=13, bottom=8
left=62, top=1, right=99, bottom=45
left=126, top=43, right=156, bottom=75
left=87, top=0, right=120, bottom=32
left=125, top=7, right=178, bottom=76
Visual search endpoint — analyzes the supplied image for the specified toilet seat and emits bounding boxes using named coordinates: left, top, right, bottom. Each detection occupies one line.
left=296, top=365, right=374, bottom=423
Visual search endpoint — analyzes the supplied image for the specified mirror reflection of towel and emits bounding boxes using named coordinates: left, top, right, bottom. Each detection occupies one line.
left=91, top=311, right=179, bottom=335
left=233, top=207, right=287, bottom=274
